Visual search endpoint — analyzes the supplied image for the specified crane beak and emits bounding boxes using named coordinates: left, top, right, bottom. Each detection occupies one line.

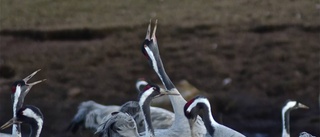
left=154, top=90, right=180, bottom=98
left=23, top=69, right=41, bottom=83
left=145, top=19, right=158, bottom=41
left=145, top=19, right=151, bottom=40
left=23, top=69, right=46, bottom=88
left=28, top=79, right=47, bottom=86
left=21, top=69, right=46, bottom=95
left=144, top=19, right=158, bottom=45
left=298, top=103, right=309, bottom=109
left=23, top=69, right=46, bottom=87
left=0, top=118, right=21, bottom=130
left=151, top=19, right=157, bottom=41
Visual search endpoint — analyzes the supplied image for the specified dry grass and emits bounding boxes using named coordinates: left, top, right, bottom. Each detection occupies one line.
left=0, top=0, right=318, bottom=30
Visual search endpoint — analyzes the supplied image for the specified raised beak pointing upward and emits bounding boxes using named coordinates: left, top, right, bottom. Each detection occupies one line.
left=23, top=69, right=46, bottom=93
left=145, top=19, right=158, bottom=41
left=23, top=69, right=46, bottom=87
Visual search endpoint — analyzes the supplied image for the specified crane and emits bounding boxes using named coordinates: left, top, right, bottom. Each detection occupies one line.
left=96, top=83, right=177, bottom=137
left=184, top=96, right=245, bottom=137
left=281, top=100, right=309, bottom=137
left=1, top=105, right=44, bottom=137
left=10, top=69, right=45, bottom=137
left=67, top=79, right=174, bottom=134
left=141, top=20, right=206, bottom=137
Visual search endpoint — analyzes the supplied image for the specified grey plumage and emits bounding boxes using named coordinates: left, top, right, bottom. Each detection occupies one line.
left=96, top=112, right=140, bottom=137
left=67, top=100, right=120, bottom=133
left=96, top=83, right=174, bottom=137
left=68, top=88, right=174, bottom=134
left=299, top=132, right=315, bottom=137
left=0, top=133, right=12, bottom=137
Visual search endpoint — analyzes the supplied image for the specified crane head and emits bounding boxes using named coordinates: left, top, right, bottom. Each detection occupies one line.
left=11, top=69, right=46, bottom=111
left=184, top=96, right=211, bottom=120
left=141, top=20, right=161, bottom=71
left=1, top=105, right=43, bottom=130
left=282, top=100, right=309, bottom=113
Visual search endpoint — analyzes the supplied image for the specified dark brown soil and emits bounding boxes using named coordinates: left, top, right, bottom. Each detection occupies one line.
left=0, top=23, right=319, bottom=137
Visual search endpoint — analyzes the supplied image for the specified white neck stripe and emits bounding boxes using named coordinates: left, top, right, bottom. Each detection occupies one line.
left=22, top=108, right=43, bottom=137
left=12, top=85, right=22, bottom=137
left=136, top=81, right=147, bottom=91
left=145, top=47, right=164, bottom=84
left=138, top=87, right=154, bottom=136
left=186, top=98, right=211, bottom=112
left=13, top=85, right=22, bottom=116
left=139, top=88, right=154, bottom=107
left=186, top=98, right=219, bottom=126
left=281, top=101, right=297, bottom=137
left=282, top=101, right=296, bottom=112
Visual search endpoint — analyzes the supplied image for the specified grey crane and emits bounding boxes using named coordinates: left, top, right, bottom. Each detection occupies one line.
left=67, top=100, right=120, bottom=133
left=281, top=100, right=309, bottom=137
left=67, top=79, right=174, bottom=134
left=141, top=20, right=206, bottom=137
left=299, top=132, right=315, bottom=137
left=1, top=105, right=44, bottom=137
left=96, top=83, right=176, bottom=137
left=96, top=111, right=139, bottom=137
left=9, top=69, right=45, bottom=137
left=184, top=96, right=245, bottom=137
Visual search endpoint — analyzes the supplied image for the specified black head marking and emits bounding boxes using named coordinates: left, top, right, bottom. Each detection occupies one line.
left=184, top=96, right=208, bottom=119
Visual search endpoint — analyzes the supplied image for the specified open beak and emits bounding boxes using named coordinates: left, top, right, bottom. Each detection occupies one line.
left=22, top=69, right=46, bottom=94
left=154, top=90, right=180, bottom=98
left=151, top=19, right=157, bottom=41
left=0, top=118, right=21, bottom=130
left=145, top=19, right=151, bottom=40
left=23, top=69, right=46, bottom=86
left=298, top=103, right=309, bottom=109
left=144, top=19, right=158, bottom=42
left=23, top=69, right=41, bottom=82
left=28, top=79, right=46, bottom=86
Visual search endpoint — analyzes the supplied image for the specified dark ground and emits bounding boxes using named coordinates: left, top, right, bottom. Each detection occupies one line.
left=0, top=1, right=319, bottom=137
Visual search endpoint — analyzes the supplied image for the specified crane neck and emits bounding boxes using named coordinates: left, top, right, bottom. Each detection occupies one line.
left=12, top=124, right=22, bottom=137
left=140, top=96, right=155, bottom=136
left=281, top=108, right=290, bottom=137
left=157, top=64, right=188, bottom=122
left=151, top=51, right=189, bottom=121
left=157, top=66, right=175, bottom=90
left=29, top=119, right=43, bottom=137
left=148, top=47, right=175, bottom=90
left=12, top=86, right=22, bottom=137
left=199, top=105, right=217, bottom=136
